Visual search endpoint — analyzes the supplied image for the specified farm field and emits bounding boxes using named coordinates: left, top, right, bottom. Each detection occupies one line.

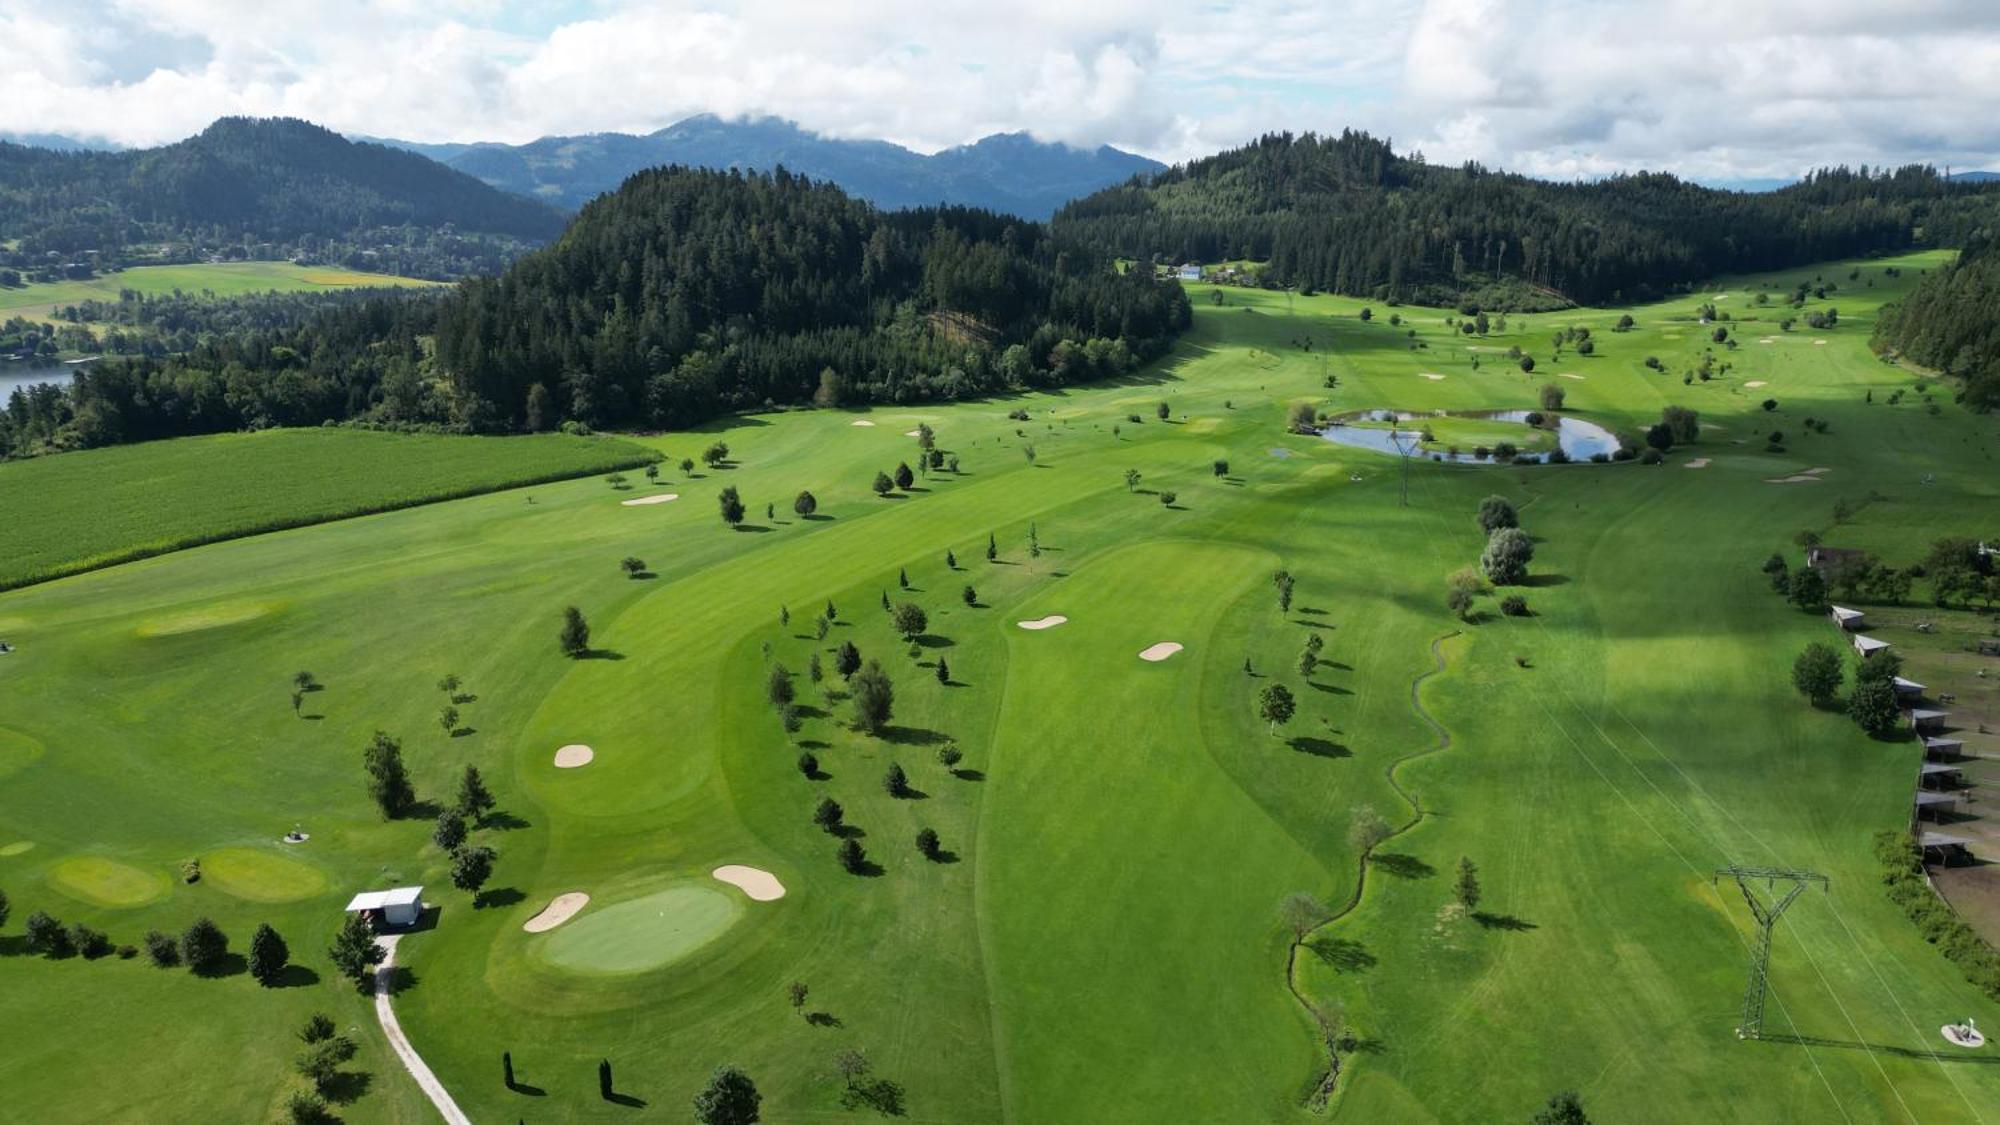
left=1, top=250, right=1997, bottom=1123
left=0, top=428, right=660, bottom=589
left=0, top=262, right=443, bottom=322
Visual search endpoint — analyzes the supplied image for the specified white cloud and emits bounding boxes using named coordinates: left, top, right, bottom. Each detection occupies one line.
left=0, top=0, right=1995, bottom=180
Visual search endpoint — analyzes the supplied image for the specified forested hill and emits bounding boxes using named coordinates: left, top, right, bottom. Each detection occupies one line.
left=432, top=166, right=1189, bottom=428
left=1874, top=237, right=2000, bottom=411
left=1052, top=131, right=2000, bottom=308
left=0, top=118, right=564, bottom=277
left=3, top=167, right=1189, bottom=454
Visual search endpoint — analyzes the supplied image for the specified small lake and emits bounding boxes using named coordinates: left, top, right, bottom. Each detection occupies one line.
left=0, top=365, right=78, bottom=401
left=1321, top=409, right=1622, bottom=464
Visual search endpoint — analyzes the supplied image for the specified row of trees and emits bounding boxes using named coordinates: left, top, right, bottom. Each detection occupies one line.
left=1873, top=235, right=2000, bottom=412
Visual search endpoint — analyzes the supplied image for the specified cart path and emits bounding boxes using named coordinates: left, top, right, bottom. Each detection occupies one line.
left=374, top=934, right=473, bottom=1125
left=1285, top=629, right=1460, bottom=1110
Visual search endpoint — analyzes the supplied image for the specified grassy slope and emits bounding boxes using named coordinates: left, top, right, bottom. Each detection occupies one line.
left=0, top=250, right=1996, bottom=1123
left=0, top=262, right=442, bottom=321
left=0, top=428, right=661, bottom=589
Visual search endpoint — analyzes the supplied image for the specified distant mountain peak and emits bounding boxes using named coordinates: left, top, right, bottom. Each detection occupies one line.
left=370, top=115, right=1164, bottom=218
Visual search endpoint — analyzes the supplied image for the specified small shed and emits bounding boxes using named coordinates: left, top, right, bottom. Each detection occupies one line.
left=344, top=886, right=424, bottom=928
left=1907, top=708, right=1949, bottom=733
left=1919, top=831, right=1972, bottom=861
left=1915, top=790, right=1958, bottom=813
left=1829, top=606, right=1866, bottom=630
left=1852, top=634, right=1892, bottom=659
left=1920, top=761, right=1963, bottom=788
left=1891, top=676, right=1926, bottom=699
left=1924, top=736, right=1966, bottom=758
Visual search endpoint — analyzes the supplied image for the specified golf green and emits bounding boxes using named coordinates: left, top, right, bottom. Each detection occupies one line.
left=536, top=885, right=744, bottom=974
left=200, top=846, right=327, bottom=903
left=48, top=856, right=170, bottom=908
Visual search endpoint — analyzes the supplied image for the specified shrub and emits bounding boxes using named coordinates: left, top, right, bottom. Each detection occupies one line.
left=1500, top=595, right=1529, bottom=616
left=144, top=930, right=180, bottom=967
left=1873, top=830, right=2000, bottom=1001
left=26, top=911, right=71, bottom=957
left=181, top=917, right=229, bottom=975
left=69, top=923, right=113, bottom=959
left=1639, top=448, right=1664, bottom=465
left=1481, top=528, right=1535, bottom=586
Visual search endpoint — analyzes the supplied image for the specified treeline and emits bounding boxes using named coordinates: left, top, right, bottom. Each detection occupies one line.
left=1873, top=235, right=2000, bottom=410
left=0, top=117, right=560, bottom=279
left=3, top=167, right=1188, bottom=455
left=1052, top=130, right=2000, bottom=308
left=2, top=285, right=448, bottom=361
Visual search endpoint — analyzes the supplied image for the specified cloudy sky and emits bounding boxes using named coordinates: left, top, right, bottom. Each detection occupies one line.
left=4, top=0, right=1998, bottom=182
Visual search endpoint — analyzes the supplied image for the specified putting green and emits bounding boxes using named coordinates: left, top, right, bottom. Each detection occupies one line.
left=48, top=856, right=170, bottom=908
left=135, top=602, right=277, bottom=637
left=536, top=885, right=743, bottom=974
left=0, top=841, right=33, bottom=857
left=0, top=727, right=44, bottom=780
left=200, top=846, right=327, bottom=902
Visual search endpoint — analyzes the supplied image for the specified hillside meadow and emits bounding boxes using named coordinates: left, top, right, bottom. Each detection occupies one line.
left=0, top=261, right=443, bottom=322
left=0, top=250, right=1996, bottom=1122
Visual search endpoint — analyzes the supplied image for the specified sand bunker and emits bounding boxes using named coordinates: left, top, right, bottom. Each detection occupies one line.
left=1744, top=380, right=1768, bottom=388
left=620, top=493, right=679, bottom=506
left=1017, top=615, right=1069, bottom=630
left=1765, top=475, right=1823, bottom=484
left=1139, top=642, right=1184, bottom=662
left=1418, top=372, right=1447, bottom=381
left=1758, top=337, right=1777, bottom=344
left=850, top=419, right=876, bottom=427
left=712, top=865, right=786, bottom=901
left=904, top=429, right=923, bottom=437
left=524, top=892, right=591, bottom=932
left=1804, top=467, right=1830, bottom=475
left=1558, top=372, right=1585, bottom=380
left=1814, top=339, right=1828, bottom=346
left=554, top=744, right=594, bottom=769
left=1684, top=458, right=1710, bottom=469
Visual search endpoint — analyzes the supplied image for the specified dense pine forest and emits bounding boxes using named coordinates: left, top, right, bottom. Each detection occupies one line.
left=0, top=118, right=561, bottom=279
left=1053, top=131, right=2000, bottom=308
left=0, top=167, right=1187, bottom=456
left=1874, top=235, right=2000, bottom=410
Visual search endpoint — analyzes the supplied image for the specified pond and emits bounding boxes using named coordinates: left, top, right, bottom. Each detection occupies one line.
left=1320, top=409, right=1622, bottom=464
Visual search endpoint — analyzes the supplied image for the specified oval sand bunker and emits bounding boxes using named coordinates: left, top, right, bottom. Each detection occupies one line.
left=850, top=419, right=876, bottom=427
left=620, top=493, right=679, bottom=506
left=712, top=865, right=786, bottom=901
left=554, top=744, right=595, bottom=768
left=1139, top=642, right=1184, bottom=662
left=524, top=892, right=591, bottom=932
left=1017, top=615, right=1069, bottom=630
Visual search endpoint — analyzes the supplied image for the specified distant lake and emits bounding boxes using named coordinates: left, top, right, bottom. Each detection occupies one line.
left=0, top=365, right=78, bottom=401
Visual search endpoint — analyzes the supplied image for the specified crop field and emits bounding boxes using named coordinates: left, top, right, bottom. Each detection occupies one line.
left=0, top=262, right=443, bottom=322
left=0, top=428, right=660, bottom=589
left=1, top=250, right=1996, bottom=1123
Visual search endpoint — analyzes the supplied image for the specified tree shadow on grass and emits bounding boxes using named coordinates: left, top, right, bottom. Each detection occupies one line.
left=841, top=1078, right=907, bottom=1116
left=1290, top=736, right=1351, bottom=758
left=831, top=824, right=867, bottom=840
left=1307, top=935, right=1377, bottom=973
left=846, top=858, right=886, bottom=878
left=382, top=965, right=417, bottom=996
left=732, top=524, right=774, bottom=533
left=806, top=1011, right=843, bottom=1028
left=881, top=725, right=948, bottom=747
left=915, top=634, right=955, bottom=649
left=797, top=739, right=831, bottom=751
left=928, top=849, right=961, bottom=864
left=576, top=649, right=626, bottom=661
left=485, top=810, right=531, bottom=831
left=1472, top=912, right=1537, bottom=931
left=952, top=769, right=986, bottom=782
left=891, top=786, right=930, bottom=801
left=1306, top=681, right=1353, bottom=696
left=1521, top=573, right=1570, bottom=588
left=1370, top=853, right=1435, bottom=879
left=477, top=887, right=527, bottom=910
left=321, top=1069, right=373, bottom=1105
left=506, top=1080, right=547, bottom=1097
left=605, top=1091, right=648, bottom=1108
left=195, top=952, right=250, bottom=979
left=448, top=727, right=476, bottom=738
left=273, top=963, right=322, bottom=988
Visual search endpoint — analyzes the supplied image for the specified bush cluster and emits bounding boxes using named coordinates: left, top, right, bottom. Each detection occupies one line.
left=1872, top=830, right=2000, bottom=999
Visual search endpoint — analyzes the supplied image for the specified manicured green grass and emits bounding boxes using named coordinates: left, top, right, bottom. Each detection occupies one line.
left=0, top=262, right=442, bottom=322
left=1, top=249, right=1996, bottom=1123
left=538, top=885, right=744, bottom=973
left=0, top=428, right=660, bottom=589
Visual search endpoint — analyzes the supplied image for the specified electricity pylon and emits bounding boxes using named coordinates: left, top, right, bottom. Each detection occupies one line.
left=1715, top=866, right=1828, bottom=1039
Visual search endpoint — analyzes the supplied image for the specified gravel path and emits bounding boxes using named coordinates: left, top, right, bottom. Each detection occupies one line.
left=374, top=934, right=472, bottom=1125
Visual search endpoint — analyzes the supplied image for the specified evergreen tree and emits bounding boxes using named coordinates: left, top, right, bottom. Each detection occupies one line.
left=363, top=730, right=415, bottom=819
left=249, top=923, right=290, bottom=987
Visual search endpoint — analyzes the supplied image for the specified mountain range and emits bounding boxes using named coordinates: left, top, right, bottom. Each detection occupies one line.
left=365, top=114, right=1163, bottom=218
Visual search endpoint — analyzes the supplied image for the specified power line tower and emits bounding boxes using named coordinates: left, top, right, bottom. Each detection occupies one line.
left=1389, top=428, right=1416, bottom=507
left=1714, top=866, right=1829, bottom=1039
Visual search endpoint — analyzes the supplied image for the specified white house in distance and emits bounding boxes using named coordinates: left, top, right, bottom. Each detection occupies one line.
left=1829, top=606, right=1866, bottom=630
left=1852, top=634, right=1892, bottom=659
left=1175, top=264, right=1202, bottom=281
left=345, top=886, right=424, bottom=928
